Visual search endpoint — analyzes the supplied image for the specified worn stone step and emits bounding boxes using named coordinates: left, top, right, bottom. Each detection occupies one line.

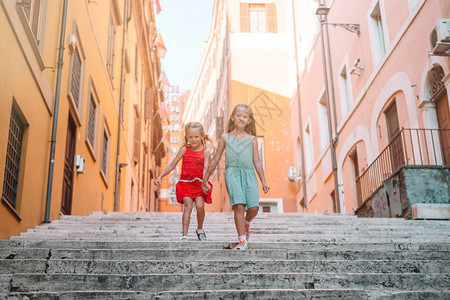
left=1, top=248, right=448, bottom=261
left=6, top=289, right=450, bottom=300
left=1, top=259, right=448, bottom=274
left=7, top=273, right=450, bottom=293
left=2, top=240, right=447, bottom=251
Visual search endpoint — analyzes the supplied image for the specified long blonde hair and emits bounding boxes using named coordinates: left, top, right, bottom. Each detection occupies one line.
left=226, top=104, right=257, bottom=136
left=183, top=121, right=212, bottom=147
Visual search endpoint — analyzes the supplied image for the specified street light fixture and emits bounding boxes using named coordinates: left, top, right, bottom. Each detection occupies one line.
left=315, top=2, right=361, bottom=213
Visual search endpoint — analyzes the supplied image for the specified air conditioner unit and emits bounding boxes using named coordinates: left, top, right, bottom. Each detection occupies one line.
left=430, top=19, right=450, bottom=53
left=288, top=166, right=301, bottom=182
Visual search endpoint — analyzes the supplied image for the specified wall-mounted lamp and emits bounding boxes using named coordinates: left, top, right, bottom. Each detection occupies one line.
left=69, top=34, right=77, bottom=52
left=350, top=58, right=364, bottom=76
left=119, top=163, right=128, bottom=169
left=75, top=155, right=85, bottom=173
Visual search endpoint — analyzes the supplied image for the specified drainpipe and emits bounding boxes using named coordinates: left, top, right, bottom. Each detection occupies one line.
left=114, top=0, right=131, bottom=211
left=291, top=0, right=308, bottom=208
left=44, top=0, right=69, bottom=223
left=324, top=16, right=339, bottom=142
left=319, top=15, right=341, bottom=213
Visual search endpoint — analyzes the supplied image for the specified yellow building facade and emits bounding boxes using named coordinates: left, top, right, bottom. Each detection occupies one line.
left=0, top=0, right=165, bottom=239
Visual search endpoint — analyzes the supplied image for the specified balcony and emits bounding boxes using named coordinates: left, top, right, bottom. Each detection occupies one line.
left=355, top=128, right=450, bottom=217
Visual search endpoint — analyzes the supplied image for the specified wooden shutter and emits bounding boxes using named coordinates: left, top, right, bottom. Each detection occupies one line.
left=133, top=116, right=141, bottom=161
left=266, top=3, right=277, bottom=33
left=144, top=88, right=153, bottom=119
left=240, top=3, right=249, bottom=33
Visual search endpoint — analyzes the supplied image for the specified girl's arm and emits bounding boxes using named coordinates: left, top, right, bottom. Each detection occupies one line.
left=203, top=149, right=211, bottom=181
left=201, top=134, right=226, bottom=191
left=252, top=136, right=270, bottom=193
left=154, top=146, right=186, bottom=186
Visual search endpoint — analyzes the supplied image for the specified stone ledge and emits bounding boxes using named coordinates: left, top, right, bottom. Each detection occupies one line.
left=412, top=204, right=450, bottom=220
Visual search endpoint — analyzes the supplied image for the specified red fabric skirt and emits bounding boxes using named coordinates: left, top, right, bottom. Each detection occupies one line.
left=176, top=179, right=212, bottom=204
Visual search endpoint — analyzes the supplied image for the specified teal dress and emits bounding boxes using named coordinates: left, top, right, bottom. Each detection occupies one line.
left=225, top=134, right=259, bottom=209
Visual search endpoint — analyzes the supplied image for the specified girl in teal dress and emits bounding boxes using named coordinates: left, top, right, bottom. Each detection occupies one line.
left=202, top=104, right=269, bottom=250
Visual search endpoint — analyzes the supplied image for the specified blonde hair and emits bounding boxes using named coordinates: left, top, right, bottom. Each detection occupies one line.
left=183, top=122, right=212, bottom=147
left=226, top=104, right=257, bottom=136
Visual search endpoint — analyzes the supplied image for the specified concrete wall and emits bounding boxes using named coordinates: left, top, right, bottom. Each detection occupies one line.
left=356, top=166, right=450, bottom=218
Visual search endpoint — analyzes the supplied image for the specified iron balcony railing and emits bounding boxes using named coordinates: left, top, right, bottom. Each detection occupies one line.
left=356, top=128, right=450, bottom=206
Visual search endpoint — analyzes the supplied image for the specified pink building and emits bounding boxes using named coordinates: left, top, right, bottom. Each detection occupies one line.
left=292, top=0, right=450, bottom=217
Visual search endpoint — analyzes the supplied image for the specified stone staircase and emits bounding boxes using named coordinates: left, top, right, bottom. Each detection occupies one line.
left=0, top=212, right=449, bottom=299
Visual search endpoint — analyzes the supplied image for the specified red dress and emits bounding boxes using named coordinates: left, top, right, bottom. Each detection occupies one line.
left=176, top=147, right=213, bottom=204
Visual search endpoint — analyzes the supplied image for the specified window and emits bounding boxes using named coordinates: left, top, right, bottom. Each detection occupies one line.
left=169, top=196, right=178, bottom=205
left=304, top=124, right=314, bottom=173
left=170, top=136, right=179, bottom=144
left=2, top=104, right=26, bottom=210
left=133, top=115, right=141, bottom=162
left=339, top=66, right=351, bottom=117
left=69, top=45, right=83, bottom=110
left=100, top=118, right=111, bottom=184
left=171, top=105, right=179, bottom=112
left=257, top=136, right=266, bottom=171
left=106, top=10, right=117, bottom=79
left=170, top=113, right=179, bottom=122
left=249, top=4, right=267, bottom=33
left=240, top=3, right=277, bottom=33
left=318, top=94, right=329, bottom=150
left=85, top=80, right=99, bottom=155
left=169, top=176, right=178, bottom=184
left=369, top=2, right=387, bottom=64
left=20, top=0, right=43, bottom=45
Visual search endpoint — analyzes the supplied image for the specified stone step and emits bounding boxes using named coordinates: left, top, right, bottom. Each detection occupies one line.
left=5, top=273, right=450, bottom=293
left=1, top=259, right=448, bottom=274
left=2, top=240, right=448, bottom=251
left=26, top=223, right=449, bottom=234
left=10, top=234, right=449, bottom=243
left=2, top=212, right=449, bottom=298
left=1, top=248, right=448, bottom=261
left=5, top=289, right=450, bottom=300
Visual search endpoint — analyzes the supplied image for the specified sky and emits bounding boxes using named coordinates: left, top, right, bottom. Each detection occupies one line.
left=154, top=0, right=214, bottom=91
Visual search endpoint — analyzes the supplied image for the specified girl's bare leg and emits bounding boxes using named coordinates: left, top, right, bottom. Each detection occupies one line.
left=233, top=204, right=246, bottom=236
left=245, top=206, right=259, bottom=223
left=195, top=197, right=205, bottom=229
left=182, top=197, right=194, bottom=236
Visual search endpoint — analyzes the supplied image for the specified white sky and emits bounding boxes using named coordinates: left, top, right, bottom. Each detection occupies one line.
left=154, top=0, right=214, bottom=91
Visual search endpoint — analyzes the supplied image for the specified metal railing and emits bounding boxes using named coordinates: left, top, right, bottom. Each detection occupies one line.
left=356, top=128, right=450, bottom=205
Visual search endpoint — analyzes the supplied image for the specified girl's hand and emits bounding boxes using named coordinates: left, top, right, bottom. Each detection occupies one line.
left=262, top=183, right=270, bottom=194
left=201, top=181, right=211, bottom=193
left=154, top=178, right=161, bottom=186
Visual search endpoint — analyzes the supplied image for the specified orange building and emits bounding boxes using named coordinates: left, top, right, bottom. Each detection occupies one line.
left=291, top=0, right=450, bottom=216
left=0, top=0, right=166, bottom=239
left=183, top=0, right=298, bottom=213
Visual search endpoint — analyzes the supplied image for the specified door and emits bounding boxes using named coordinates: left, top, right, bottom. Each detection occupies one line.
left=61, top=114, right=76, bottom=215
left=436, top=94, right=450, bottom=164
left=385, top=100, right=404, bottom=172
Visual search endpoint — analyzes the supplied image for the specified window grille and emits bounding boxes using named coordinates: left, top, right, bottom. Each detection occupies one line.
left=2, top=106, right=25, bottom=208
left=71, top=49, right=82, bottom=107
left=101, top=131, right=108, bottom=175
left=87, top=95, right=96, bottom=147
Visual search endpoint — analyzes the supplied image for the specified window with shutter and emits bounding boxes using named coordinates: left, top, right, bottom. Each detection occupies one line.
left=240, top=3, right=249, bottom=32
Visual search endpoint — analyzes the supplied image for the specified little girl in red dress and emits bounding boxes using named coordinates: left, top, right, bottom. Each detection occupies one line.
left=155, top=122, right=213, bottom=241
